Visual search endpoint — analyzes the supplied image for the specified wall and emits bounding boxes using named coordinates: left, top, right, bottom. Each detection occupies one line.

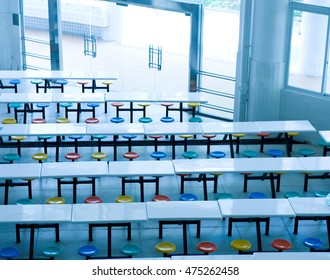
left=0, top=0, right=21, bottom=70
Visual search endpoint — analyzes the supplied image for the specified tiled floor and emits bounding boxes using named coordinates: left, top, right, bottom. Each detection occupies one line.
left=0, top=80, right=329, bottom=260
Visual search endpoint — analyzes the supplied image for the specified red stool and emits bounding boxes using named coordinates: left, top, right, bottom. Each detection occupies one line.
left=123, top=151, right=139, bottom=161
left=256, top=132, right=270, bottom=153
left=152, top=195, right=170, bottom=202
left=85, top=117, right=99, bottom=124
left=196, top=241, right=217, bottom=255
left=202, top=134, right=216, bottom=155
left=84, top=196, right=103, bottom=204
left=65, top=152, right=81, bottom=162
left=32, top=118, right=46, bottom=124
left=77, top=81, right=89, bottom=93
left=271, top=239, right=292, bottom=252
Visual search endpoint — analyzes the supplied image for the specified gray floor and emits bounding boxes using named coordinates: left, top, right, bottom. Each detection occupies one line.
left=0, top=80, right=329, bottom=260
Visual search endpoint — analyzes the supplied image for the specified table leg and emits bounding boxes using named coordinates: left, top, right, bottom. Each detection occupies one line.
left=284, top=133, right=291, bottom=157
left=326, top=217, right=330, bottom=246
left=255, top=219, right=263, bottom=252
left=179, top=103, right=183, bottom=122
left=170, top=135, right=175, bottom=159
left=228, top=134, right=235, bottom=158
left=269, top=173, right=276, bottom=198
left=202, top=174, right=208, bottom=200
left=29, top=225, right=35, bottom=259
left=139, top=176, right=145, bottom=202
left=107, top=224, right=112, bottom=258
left=183, top=222, right=188, bottom=255
left=130, top=102, right=133, bottom=123
left=56, top=136, right=60, bottom=162
left=113, top=135, right=118, bottom=161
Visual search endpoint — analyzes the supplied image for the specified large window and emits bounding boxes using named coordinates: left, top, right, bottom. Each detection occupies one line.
left=287, top=1, right=330, bottom=95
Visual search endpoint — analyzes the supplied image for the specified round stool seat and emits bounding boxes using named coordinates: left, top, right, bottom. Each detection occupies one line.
left=0, top=247, right=20, bottom=259
left=78, top=245, right=99, bottom=258
left=271, top=239, right=292, bottom=251
left=77, top=80, right=89, bottom=85
left=111, top=102, right=124, bottom=107
left=151, top=151, right=167, bottom=160
left=91, top=152, right=107, bottom=160
left=241, top=150, right=258, bottom=158
left=87, top=103, right=100, bottom=108
left=138, top=103, right=150, bottom=107
left=183, top=151, right=198, bottom=159
left=31, top=79, right=43, bottom=85
left=38, top=135, right=53, bottom=140
left=179, top=134, right=193, bottom=139
left=189, top=117, right=203, bottom=123
left=9, top=79, right=21, bottom=85
left=249, top=192, right=268, bottom=199
left=284, top=191, right=301, bottom=198
left=303, top=237, right=323, bottom=250
left=155, top=242, right=176, bottom=255
left=180, top=193, right=198, bottom=201
left=122, top=134, right=137, bottom=140
left=16, top=198, right=34, bottom=205
left=231, top=239, right=252, bottom=252
left=115, top=195, right=134, bottom=203
left=9, top=102, right=23, bottom=108
left=68, top=135, right=84, bottom=140
left=210, top=151, right=226, bottom=159
left=298, top=148, right=314, bottom=157
left=257, top=132, right=270, bottom=137
left=3, top=153, right=20, bottom=162
left=196, top=241, right=217, bottom=254
left=110, top=117, right=125, bottom=123
left=161, top=116, right=174, bottom=123
left=59, top=102, right=73, bottom=108
left=216, top=193, right=233, bottom=199
left=92, top=134, right=107, bottom=140
left=152, top=195, right=170, bottom=202
left=84, top=196, right=103, bottom=204
left=56, top=117, right=70, bottom=123
left=318, top=139, right=330, bottom=147
left=32, top=153, right=48, bottom=162
left=47, top=197, right=66, bottom=204
left=161, top=103, right=174, bottom=107
left=65, top=152, right=81, bottom=161
left=202, top=134, right=216, bottom=139
left=11, top=136, right=26, bottom=141
left=188, top=102, right=200, bottom=108
left=32, top=118, right=46, bottom=124
left=102, top=80, right=113, bottom=86
left=120, top=244, right=140, bottom=257
left=85, top=118, right=99, bottom=124
left=36, top=103, right=50, bottom=108
left=232, top=133, right=246, bottom=138
left=56, top=79, right=68, bottom=85
left=288, top=132, right=299, bottom=137
left=139, top=117, right=153, bottom=123
left=149, top=135, right=163, bottom=140
left=315, top=191, right=330, bottom=197
left=267, top=149, right=283, bottom=157
left=124, top=152, right=139, bottom=160
left=2, top=118, right=17, bottom=124
left=42, top=246, right=63, bottom=259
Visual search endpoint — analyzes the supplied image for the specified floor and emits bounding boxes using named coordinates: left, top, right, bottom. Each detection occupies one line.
left=0, top=80, right=329, bottom=260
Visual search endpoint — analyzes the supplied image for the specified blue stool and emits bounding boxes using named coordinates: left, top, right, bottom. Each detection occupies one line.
left=68, top=135, right=84, bottom=153
left=180, top=193, right=198, bottom=201
left=36, top=103, right=50, bottom=120
left=0, top=247, right=20, bottom=259
left=110, top=117, right=125, bottom=123
left=267, top=149, right=283, bottom=157
left=91, top=134, right=107, bottom=152
left=8, top=102, right=23, bottom=120
left=248, top=192, right=268, bottom=199
left=120, top=244, right=140, bottom=258
left=9, top=79, right=21, bottom=93
left=189, top=117, right=203, bottom=123
left=31, top=79, right=43, bottom=93
left=303, top=237, right=323, bottom=252
left=318, top=139, right=330, bottom=156
left=59, top=102, right=73, bottom=117
left=151, top=151, right=167, bottom=160
left=55, top=79, right=68, bottom=89
left=122, top=134, right=137, bottom=152
left=210, top=151, right=226, bottom=159
left=38, top=135, right=53, bottom=154
left=161, top=116, right=174, bottom=123
left=77, top=245, right=99, bottom=259
left=82, top=103, right=100, bottom=123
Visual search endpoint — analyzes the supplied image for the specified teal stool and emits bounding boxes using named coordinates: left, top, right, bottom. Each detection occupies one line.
left=315, top=191, right=330, bottom=197
left=9, top=79, right=21, bottom=93
left=120, top=244, right=140, bottom=258
left=91, top=134, right=107, bottom=152
left=318, top=139, right=330, bottom=156
left=139, top=117, right=153, bottom=123
left=31, top=79, right=43, bottom=93
left=0, top=247, right=20, bottom=259
left=9, top=102, right=23, bottom=120
left=189, top=117, right=203, bottom=123
left=284, top=191, right=301, bottom=198
left=16, top=198, right=34, bottom=205
left=297, top=148, right=314, bottom=157
left=241, top=150, right=258, bottom=158
left=42, top=246, right=63, bottom=260
left=3, top=153, right=20, bottom=163
left=60, top=102, right=73, bottom=118
left=216, top=193, right=233, bottom=199
left=77, top=245, right=99, bottom=259
left=38, top=135, right=53, bottom=153
left=183, top=151, right=198, bottom=159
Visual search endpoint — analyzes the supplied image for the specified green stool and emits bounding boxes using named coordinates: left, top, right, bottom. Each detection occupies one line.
left=315, top=191, right=329, bottom=197
left=183, top=151, right=198, bottom=159
left=3, top=153, right=20, bottom=163
left=297, top=148, right=314, bottom=157
left=42, top=246, right=63, bottom=260
left=216, top=193, right=233, bottom=199
left=241, top=150, right=258, bottom=158
left=120, top=244, right=140, bottom=258
left=284, top=191, right=301, bottom=198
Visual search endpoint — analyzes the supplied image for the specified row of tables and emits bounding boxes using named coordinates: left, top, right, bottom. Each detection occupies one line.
left=1, top=197, right=329, bottom=259
left=2, top=156, right=330, bottom=202
left=0, top=120, right=317, bottom=159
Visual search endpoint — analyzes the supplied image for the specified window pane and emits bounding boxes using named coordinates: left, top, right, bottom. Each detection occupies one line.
left=288, top=10, right=328, bottom=93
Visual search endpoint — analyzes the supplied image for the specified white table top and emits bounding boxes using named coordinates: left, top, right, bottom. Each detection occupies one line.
left=253, top=252, right=330, bottom=260
left=143, top=122, right=203, bottom=135
left=201, top=122, right=260, bottom=134
left=153, top=91, right=208, bottom=103
left=0, top=70, right=23, bottom=79
left=40, top=161, right=109, bottom=178
left=0, top=124, right=28, bottom=136
left=218, top=199, right=295, bottom=218
left=105, top=92, right=151, bottom=102
left=72, top=202, right=147, bottom=223
left=86, top=123, right=145, bottom=135
left=173, top=157, right=305, bottom=174
left=298, top=156, right=330, bottom=172
left=0, top=163, right=41, bottom=179
left=255, top=120, right=316, bottom=133
left=288, top=197, right=330, bottom=216
left=52, top=93, right=105, bottom=103
left=0, top=93, right=53, bottom=103
left=171, top=254, right=255, bottom=260
left=146, top=201, right=222, bottom=220
left=70, top=70, right=117, bottom=80
left=26, top=123, right=86, bottom=136
left=319, top=130, right=330, bottom=143
left=0, top=204, right=72, bottom=223
left=108, top=160, right=175, bottom=177
left=21, top=70, right=72, bottom=79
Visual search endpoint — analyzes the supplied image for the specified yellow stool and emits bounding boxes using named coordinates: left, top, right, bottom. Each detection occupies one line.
left=2, top=118, right=17, bottom=124
left=138, top=103, right=152, bottom=123
left=32, top=153, right=49, bottom=163
left=155, top=242, right=176, bottom=257
left=179, top=134, right=193, bottom=152
left=115, top=195, right=134, bottom=203
left=232, top=133, right=246, bottom=154
left=47, top=197, right=66, bottom=204
left=11, top=136, right=26, bottom=156
left=56, top=117, right=70, bottom=124
left=187, top=102, right=202, bottom=122
left=231, top=239, right=252, bottom=254
left=102, top=80, right=113, bottom=91
left=91, top=152, right=107, bottom=161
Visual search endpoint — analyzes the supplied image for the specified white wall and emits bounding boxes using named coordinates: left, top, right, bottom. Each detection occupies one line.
left=0, top=0, right=21, bottom=70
